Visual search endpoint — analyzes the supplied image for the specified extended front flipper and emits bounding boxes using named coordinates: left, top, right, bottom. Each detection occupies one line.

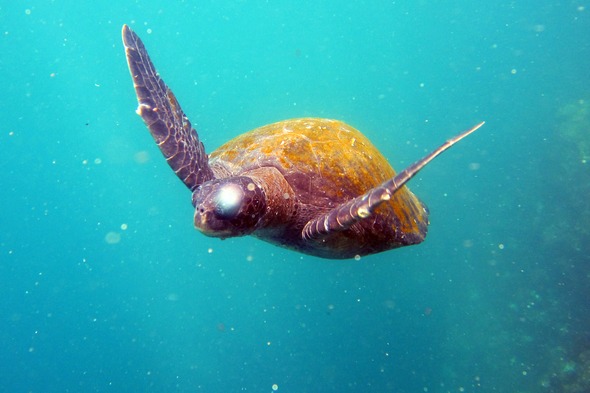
left=122, top=24, right=214, bottom=190
left=302, top=122, right=485, bottom=241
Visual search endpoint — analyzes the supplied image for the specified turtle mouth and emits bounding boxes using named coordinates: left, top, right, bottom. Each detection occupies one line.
left=194, top=207, right=257, bottom=239
left=194, top=209, right=235, bottom=239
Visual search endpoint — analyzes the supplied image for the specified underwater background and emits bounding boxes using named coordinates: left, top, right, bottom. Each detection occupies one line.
left=1, top=1, right=589, bottom=392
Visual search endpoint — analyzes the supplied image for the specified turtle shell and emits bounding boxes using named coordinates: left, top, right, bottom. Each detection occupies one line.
left=209, top=118, right=429, bottom=258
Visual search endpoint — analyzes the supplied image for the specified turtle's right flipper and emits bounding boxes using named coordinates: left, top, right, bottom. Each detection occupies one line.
left=302, top=122, right=484, bottom=241
left=122, top=24, right=214, bottom=190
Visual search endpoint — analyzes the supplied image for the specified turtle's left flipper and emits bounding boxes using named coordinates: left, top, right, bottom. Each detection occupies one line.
left=122, top=24, right=214, bottom=190
left=302, top=121, right=485, bottom=241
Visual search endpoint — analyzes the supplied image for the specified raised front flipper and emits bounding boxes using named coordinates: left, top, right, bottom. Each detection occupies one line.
left=302, top=122, right=485, bottom=241
left=122, top=24, right=214, bottom=190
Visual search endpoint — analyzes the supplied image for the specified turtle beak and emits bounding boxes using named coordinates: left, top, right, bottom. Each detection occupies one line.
left=193, top=207, right=234, bottom=240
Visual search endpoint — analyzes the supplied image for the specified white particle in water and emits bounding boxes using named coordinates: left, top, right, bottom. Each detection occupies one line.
left=105, top=232, right=121, bottom=244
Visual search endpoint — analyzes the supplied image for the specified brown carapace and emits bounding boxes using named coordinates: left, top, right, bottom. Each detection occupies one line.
left=122, top=24, right=483, bottom=259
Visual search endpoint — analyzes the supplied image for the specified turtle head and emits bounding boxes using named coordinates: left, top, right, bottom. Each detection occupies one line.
left=192, top=177, right=267, bottom=239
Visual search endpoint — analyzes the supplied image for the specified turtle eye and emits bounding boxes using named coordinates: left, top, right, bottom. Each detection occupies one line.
left=213, top=183, right=243, bottom=219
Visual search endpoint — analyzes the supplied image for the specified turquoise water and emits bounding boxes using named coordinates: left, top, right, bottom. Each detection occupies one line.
left=2, top=1, right=589, bottom=392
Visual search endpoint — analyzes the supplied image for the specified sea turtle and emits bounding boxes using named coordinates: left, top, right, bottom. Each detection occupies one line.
left=122, top=24, right=483, bottom=259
